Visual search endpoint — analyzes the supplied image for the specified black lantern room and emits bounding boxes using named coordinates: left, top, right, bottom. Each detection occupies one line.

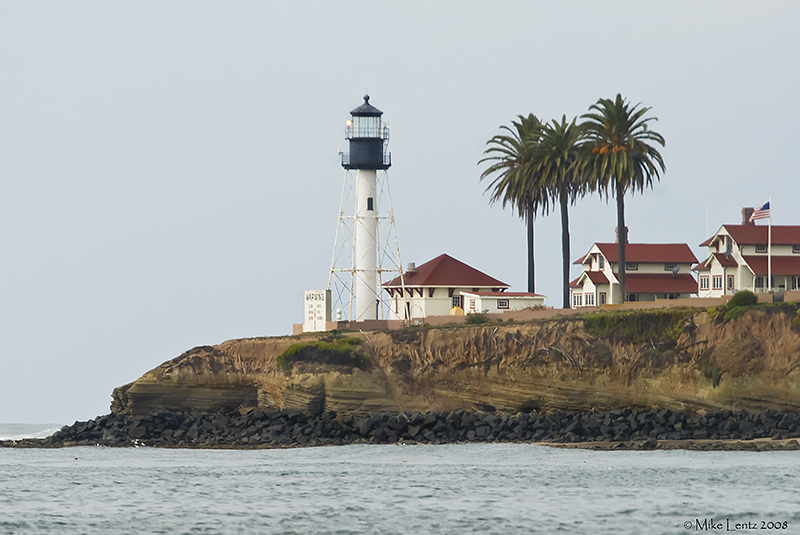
left=342, top=95, right=391, bottom=170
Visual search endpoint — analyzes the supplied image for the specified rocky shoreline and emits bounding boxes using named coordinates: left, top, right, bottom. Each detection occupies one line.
left=3, top=407, right=800, bottom=452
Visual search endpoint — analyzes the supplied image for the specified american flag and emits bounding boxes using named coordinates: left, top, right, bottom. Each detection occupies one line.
left=749, top=201, right=770, bottom=222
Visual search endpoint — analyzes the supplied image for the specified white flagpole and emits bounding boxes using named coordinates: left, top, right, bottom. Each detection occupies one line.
left=768, top=197, right=772, bottom=292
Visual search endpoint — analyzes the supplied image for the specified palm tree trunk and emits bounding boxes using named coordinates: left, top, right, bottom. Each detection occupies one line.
left=526, top=204, right=535, bottom=293
left=616, top=180, right=626, bottom=302
left=559, top=184, right=570, bottom=308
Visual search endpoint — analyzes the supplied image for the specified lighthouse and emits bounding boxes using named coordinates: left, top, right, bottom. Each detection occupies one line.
left=322, top=95, right=405, bottom=325
left=342, top=95, right=391, bottom=321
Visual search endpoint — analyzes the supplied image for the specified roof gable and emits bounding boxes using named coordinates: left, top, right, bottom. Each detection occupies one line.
left=383, top=254, right=509, bottom=288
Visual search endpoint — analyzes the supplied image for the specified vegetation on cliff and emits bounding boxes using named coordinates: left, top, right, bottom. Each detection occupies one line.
left=276, top=336, right=370, bottom=370
left=581, top=308, right=691, bottom=345
left=723, top=290, right=759, bottom=322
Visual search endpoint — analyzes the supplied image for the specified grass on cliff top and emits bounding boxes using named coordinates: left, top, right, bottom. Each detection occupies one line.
left=703, top=295, right=800, bottom=324
left=277, top=336, right=370, bottom=370
left=581, top=308, right=694, bottom=345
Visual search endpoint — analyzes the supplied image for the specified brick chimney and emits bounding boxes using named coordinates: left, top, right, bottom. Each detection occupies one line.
left=742, top=207, right=754, bottom=225
left=615, top=226, right=628, bottom=244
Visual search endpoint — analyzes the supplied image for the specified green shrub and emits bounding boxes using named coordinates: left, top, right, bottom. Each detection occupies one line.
left=727, top=290, right=758, bottom=308
left=276, top=337, right=369, bottom=369
left=464, top=311, right=490, bottom=324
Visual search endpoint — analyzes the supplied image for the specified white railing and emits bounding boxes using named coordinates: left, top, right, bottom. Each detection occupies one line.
left=741, top=287, right=790, bottom=294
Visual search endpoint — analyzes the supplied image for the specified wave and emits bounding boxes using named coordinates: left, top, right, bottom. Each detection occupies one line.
left=0, top=423, right=64, bottom=441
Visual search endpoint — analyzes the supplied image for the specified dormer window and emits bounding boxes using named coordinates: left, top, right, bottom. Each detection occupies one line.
left=756, top=244, right=767, bottom=253
left=664, top=263, right=676, bottom=271
left=626, top=262, right=638, bottom=271
left=598, top=256, right=604, bottom=269
left=794, top=245, right=800, bottom=254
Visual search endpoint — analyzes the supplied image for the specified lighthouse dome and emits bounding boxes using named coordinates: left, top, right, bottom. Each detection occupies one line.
left=350, top=94, right=383, bottom=116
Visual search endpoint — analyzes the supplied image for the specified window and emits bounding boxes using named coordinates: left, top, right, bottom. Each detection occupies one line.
left=794, top=276, right=799, bottom=290
left=713, top=275, right=723, bottom=290
left=727, top=275, right=734, bottom=290
left=585, top=293, right=595, bottom=306
left=572, top=294, right=583, bottom=307
left=627, top=293, right=639, bottom=302
left=755, top=276, right=764, bottom=288
left=756, top=244, right=767, bottom=253
left=367, top=197, right=374, bottom=211
left=664, top=263, right=676, bottom=271
left=599, top=292, right=606, bottom=305
left=497, top=299, right=509, bottom=309
left=700, top=276, right=709, bottom=290
left=598, top=256, right=605, bottom=269
left=469, top=299, right=476, bottom=310
left=626, top=262, right=638, bottom=271
left=794, top=245, right=800, bottom=254
left=452, top=296, right=462, bottom=309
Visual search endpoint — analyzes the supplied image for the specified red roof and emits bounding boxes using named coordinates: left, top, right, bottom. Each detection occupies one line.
left=593, top=243, right=698, bottom=264
left=569, top=276, right=581, bottom=288
left=625, top=273, right=698, bottom=294
left=724, top=225, right=800, bottom=246
left=466, top=291, right=544, bottom=297
left=692, top=258, right=711, bottom=272
left=742, top=255, right=800, bottom=276
left=383, top=254, right=509, bottom=288
left=573, top=254, right=587, bottom=265
left=584, top=271, right=610, bottom=284
left=713, top=252, right=738, bottom=267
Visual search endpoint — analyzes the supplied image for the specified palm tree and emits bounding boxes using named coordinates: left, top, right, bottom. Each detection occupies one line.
left=581, top=94, right=666, bottom=302
left=478, top=114, right=547, bottom=293
left=532, top=116, right=588, bottom=308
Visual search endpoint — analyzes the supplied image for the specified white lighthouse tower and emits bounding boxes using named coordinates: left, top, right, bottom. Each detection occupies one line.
left=327, top=95, right=405, bottom=322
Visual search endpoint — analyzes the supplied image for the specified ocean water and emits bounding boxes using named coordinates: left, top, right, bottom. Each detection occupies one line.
left=1, top=442, right=798, bottom=534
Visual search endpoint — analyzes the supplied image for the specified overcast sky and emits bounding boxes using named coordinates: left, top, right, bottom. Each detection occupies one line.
left=1, top=2, right=798, bottom=424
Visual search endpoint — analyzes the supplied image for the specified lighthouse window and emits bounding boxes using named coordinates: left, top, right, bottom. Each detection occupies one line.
left=352, top=116, right=381, bottom=137
left=367, top=197, right=374, bottom=211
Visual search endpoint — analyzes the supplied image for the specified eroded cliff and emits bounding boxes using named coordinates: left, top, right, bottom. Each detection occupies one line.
left=112, top=304, right=800, bottom=416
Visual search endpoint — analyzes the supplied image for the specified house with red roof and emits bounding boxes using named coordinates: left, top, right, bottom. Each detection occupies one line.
left=383, top=253, right=544, bottom=319
left=695, top=209, right=800, bottom=297
left=570, top=241, right=698, bottom=308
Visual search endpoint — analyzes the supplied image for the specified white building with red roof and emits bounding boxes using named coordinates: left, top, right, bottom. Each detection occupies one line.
left=383, top=253, right=544, bottom=319
left=459, top=291, right=545, bottom=315
left=570, top=241, right=698, bottom=307
left=695, top=209, right=800, bottom=297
